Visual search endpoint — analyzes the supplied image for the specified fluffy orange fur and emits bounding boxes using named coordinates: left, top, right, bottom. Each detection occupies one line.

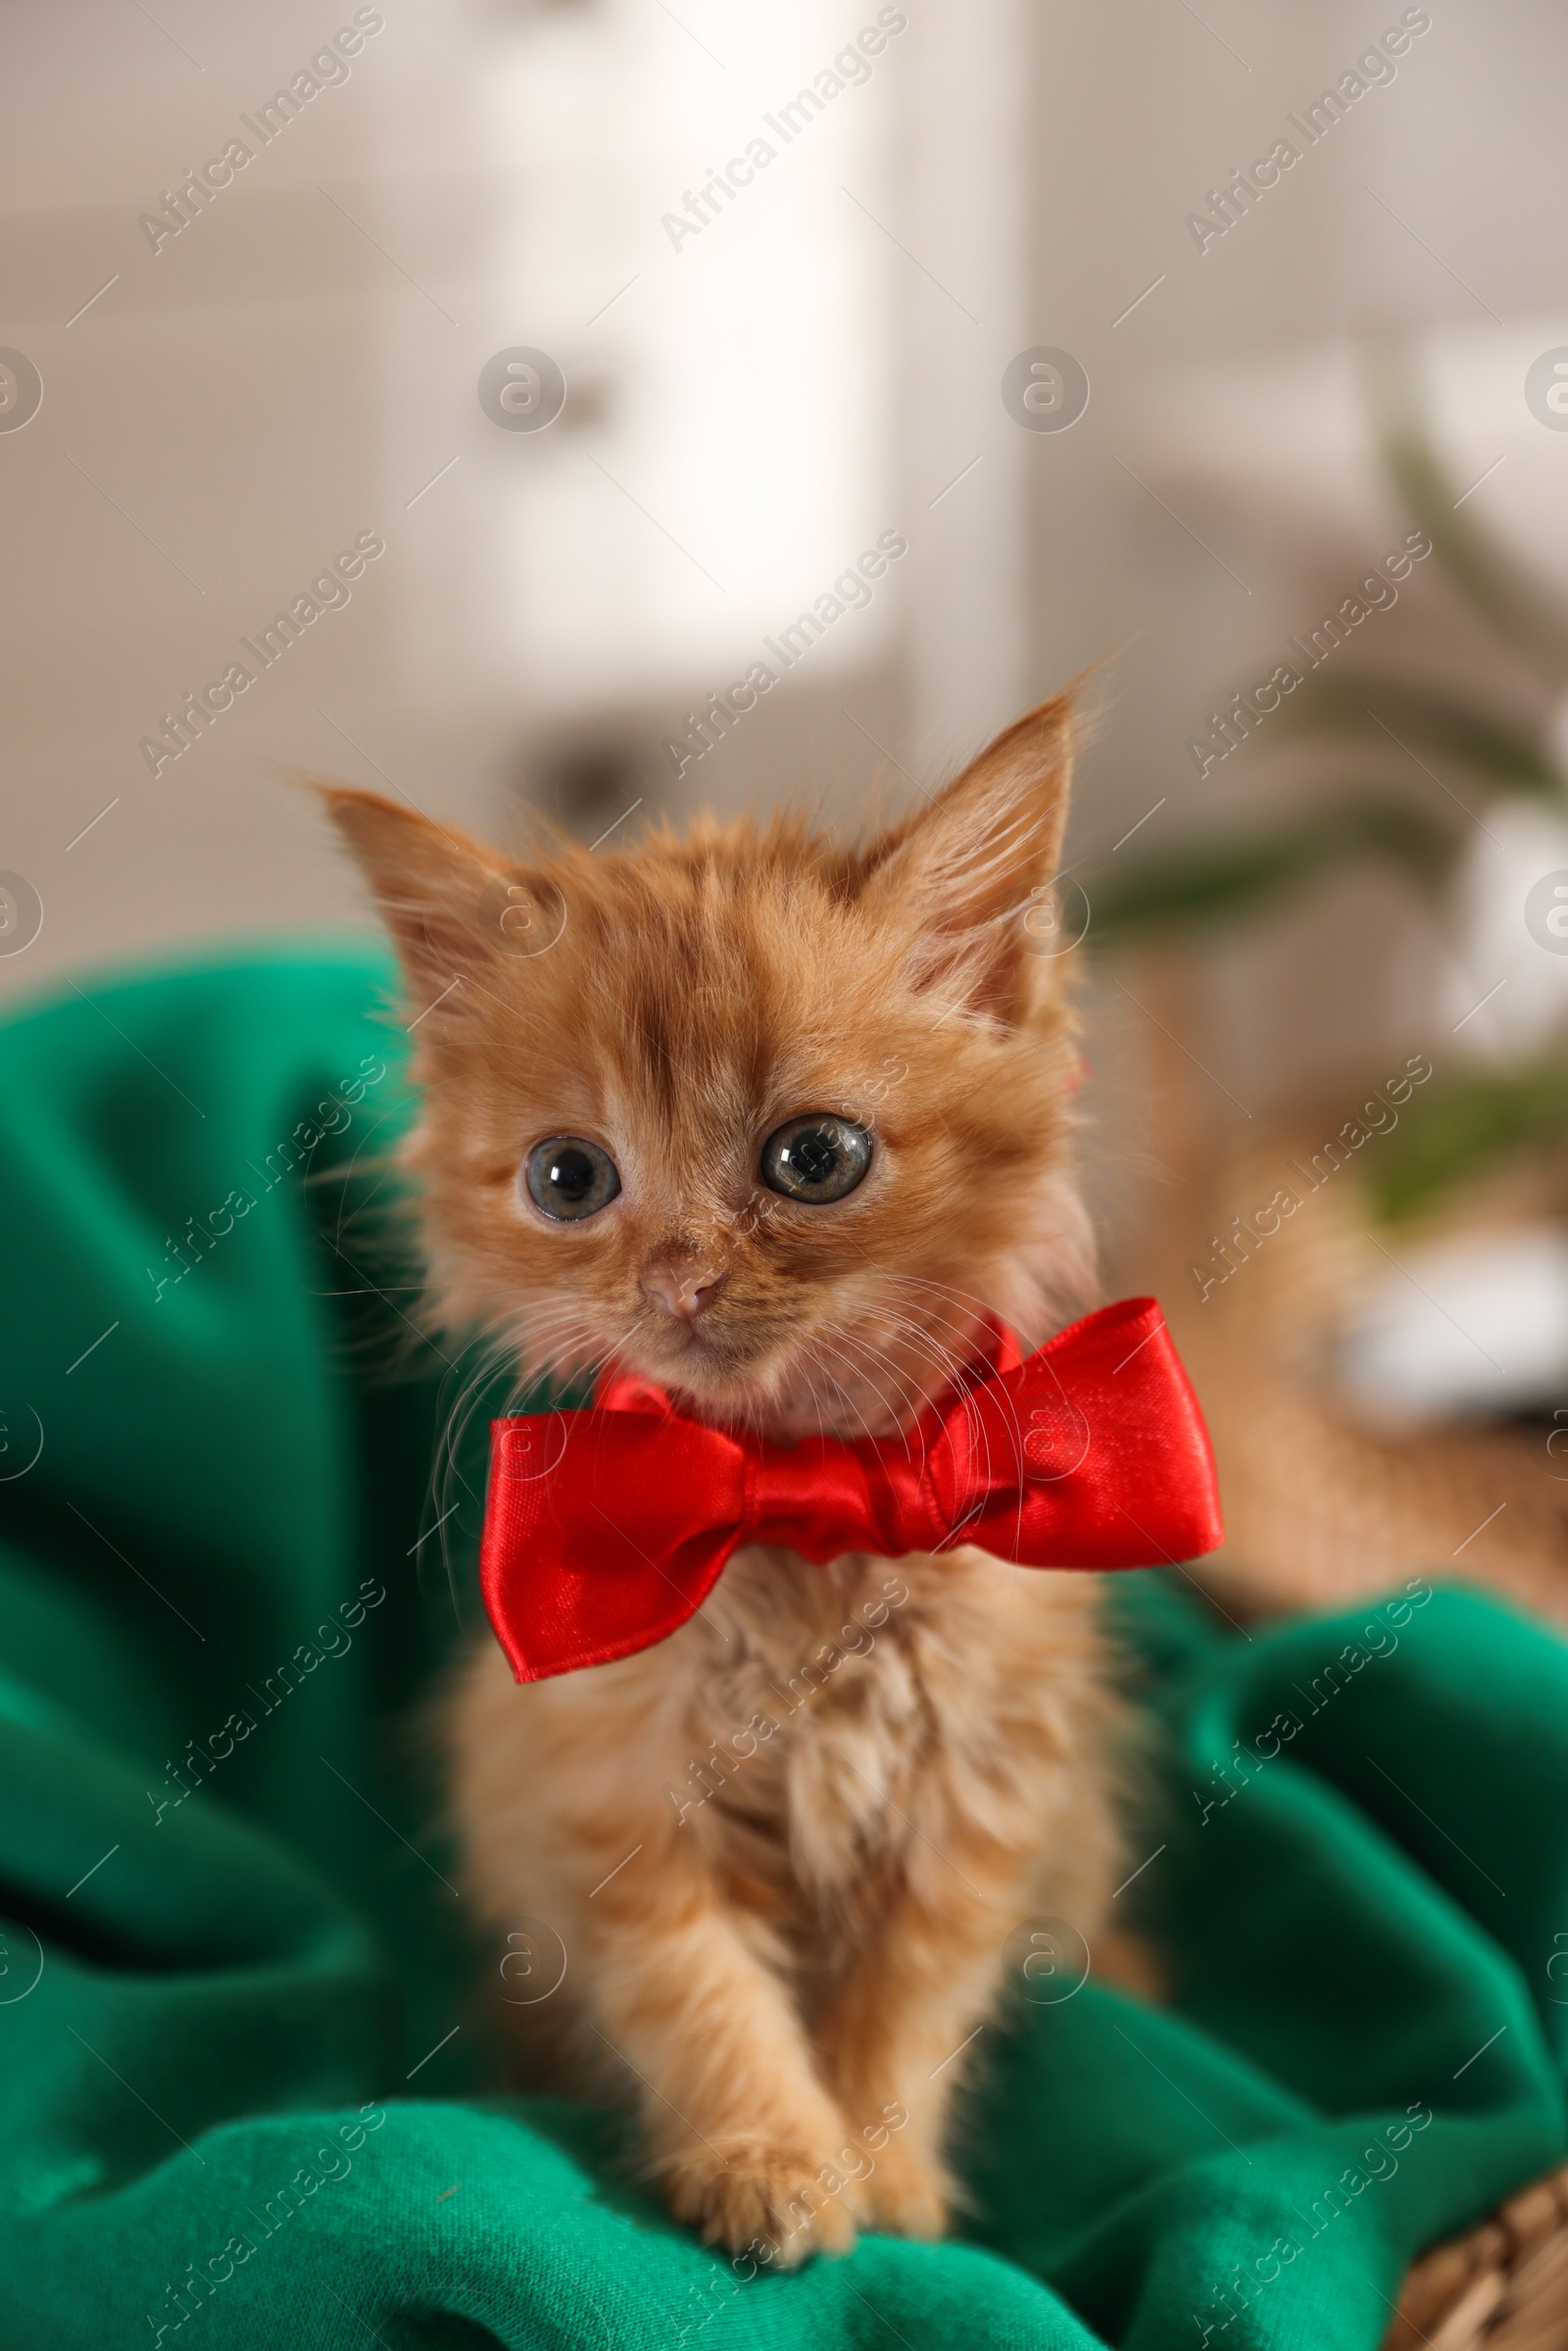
left=325, top=693, right=1128, bottom=2263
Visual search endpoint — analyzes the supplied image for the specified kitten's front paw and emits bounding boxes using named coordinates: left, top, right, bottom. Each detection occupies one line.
left=662, top=2139, right=863, bottom=2267
left=860, top=2136, right=954, bottom=2240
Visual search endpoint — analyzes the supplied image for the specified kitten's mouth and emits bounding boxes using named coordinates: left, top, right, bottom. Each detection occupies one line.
left=635, top=1316, right=766, bottom=1384
left=616, top=1310, right=818, bottom=1424
left=621, top=1304, right=964, bottom=1442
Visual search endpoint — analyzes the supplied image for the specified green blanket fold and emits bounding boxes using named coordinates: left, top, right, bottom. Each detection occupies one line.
left=0, top=946, right=1561, bottom=2350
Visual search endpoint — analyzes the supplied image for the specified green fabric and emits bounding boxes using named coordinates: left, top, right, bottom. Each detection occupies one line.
left=0, top=946, right=1563, bottom=2351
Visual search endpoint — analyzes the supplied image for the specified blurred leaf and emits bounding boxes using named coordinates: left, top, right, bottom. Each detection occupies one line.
left=1367, top=1063, right=1568, bottom=1223
left=1274, top=673, right=1561, bottom=797
left=1089, top=796, right=1457, bottom=940
left=1366, top=350, right=1568, bottom=689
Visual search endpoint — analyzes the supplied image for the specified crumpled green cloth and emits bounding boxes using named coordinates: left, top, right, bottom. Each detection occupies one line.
left=0, top=946, right=1563, bottom=2351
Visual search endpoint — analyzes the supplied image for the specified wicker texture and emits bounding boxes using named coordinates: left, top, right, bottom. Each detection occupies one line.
left=1162, top=1129, right=1568, bottom=1631
left=1385, top=2165, right=1568, bottom=2350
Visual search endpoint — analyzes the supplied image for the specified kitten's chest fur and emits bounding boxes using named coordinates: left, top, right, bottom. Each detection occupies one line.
left=449, top=1540, right=1124, bottom=2032
left=679, top=1548, right=933, bottom=1925
left=683, top=1549, right=1116, bottom=1935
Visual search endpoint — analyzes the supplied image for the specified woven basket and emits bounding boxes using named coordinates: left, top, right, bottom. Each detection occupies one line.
left=1385, top=2164, right=1568, bottom=2349
left=1159, top=1129, right=1568, bottom=1630
left=1109, top=965, right=1568, bottom=1630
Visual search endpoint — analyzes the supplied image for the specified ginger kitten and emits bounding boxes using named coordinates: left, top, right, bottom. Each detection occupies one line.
left=325, top=692, right=1128, bottom=2264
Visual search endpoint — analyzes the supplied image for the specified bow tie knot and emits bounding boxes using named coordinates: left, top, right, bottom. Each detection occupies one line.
left=479, top=1297, right=1223, bottom=1684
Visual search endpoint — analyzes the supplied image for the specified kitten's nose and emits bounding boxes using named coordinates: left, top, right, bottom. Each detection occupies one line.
left=641, top=1262, right=725, bottom=1321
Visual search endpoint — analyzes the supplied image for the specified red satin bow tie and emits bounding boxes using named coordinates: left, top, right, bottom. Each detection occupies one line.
left=478, top=1296, right=1223, bottom=1684
left=479, top=1298, right=1222, bottom=1683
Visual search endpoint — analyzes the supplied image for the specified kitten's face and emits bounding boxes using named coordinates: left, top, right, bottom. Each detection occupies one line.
left=327, top=697, right=1091, bottom=1437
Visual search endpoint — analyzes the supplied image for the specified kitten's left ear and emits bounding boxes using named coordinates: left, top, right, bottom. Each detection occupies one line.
left=318, top=784, right=551, bottom=1011
left=860, top=691, right=1077, bottom=1020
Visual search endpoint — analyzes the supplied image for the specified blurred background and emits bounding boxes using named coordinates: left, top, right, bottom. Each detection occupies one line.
left=7, top=0, right=1568, bottom=1619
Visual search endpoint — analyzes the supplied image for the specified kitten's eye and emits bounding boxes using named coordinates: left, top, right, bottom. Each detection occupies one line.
left=524, top=1137, right=621, bottom=1221
left=760, top=1115, right=873, bottom=1204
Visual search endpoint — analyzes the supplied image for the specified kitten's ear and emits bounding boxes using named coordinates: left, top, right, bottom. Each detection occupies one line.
left=860, top=692, right=1077, bottom=1019
left=319, top=786, right=555, bottom=1006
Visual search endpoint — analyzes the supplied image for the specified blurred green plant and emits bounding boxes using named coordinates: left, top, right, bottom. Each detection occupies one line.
left=1091, top=347, right=1568, bottom=1217
left=1365, top=1060, right=1568, bottom=1224
left=1094, top=349, right=1568, bottom=940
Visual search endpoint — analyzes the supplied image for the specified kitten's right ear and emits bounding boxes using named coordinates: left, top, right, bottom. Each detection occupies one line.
left=319, top=786, right=559, bottom=1003
left=856, top=693, right=1079, bottom=1020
